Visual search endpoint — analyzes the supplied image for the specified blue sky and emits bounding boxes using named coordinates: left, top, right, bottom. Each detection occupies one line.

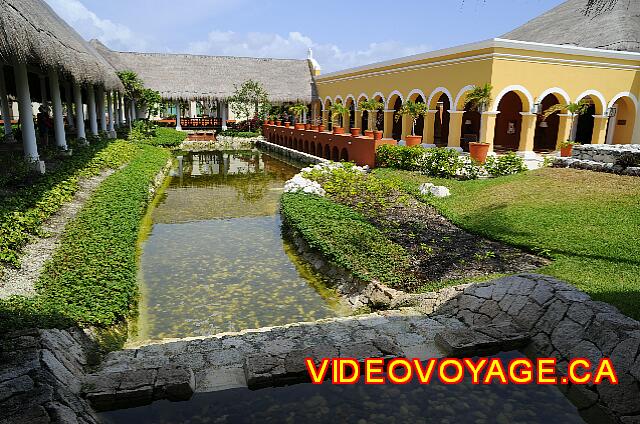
left=45, top=0, right=565, bottom=72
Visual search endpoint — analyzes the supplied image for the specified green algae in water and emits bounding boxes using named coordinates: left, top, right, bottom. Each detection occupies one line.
left=128, top=150, right=348, bottom=344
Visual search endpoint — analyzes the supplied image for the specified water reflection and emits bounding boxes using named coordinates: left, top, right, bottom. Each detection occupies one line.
left=129, top=150, right=348, bottom=344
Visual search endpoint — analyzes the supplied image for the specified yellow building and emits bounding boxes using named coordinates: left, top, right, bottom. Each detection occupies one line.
left=314, top=0, right=640, bottom=158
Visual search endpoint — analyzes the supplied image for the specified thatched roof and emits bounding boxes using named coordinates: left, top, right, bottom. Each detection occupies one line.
left=91, top=40, right=317, bottom=103
left=502, top=0, right=640, bottom=52
left=0, top=0, right=123, bottom=90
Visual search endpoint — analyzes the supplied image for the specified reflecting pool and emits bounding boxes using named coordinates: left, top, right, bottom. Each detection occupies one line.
left=100, top=351, right=585, bottom=424
left=128, top=150, right=348, bottom=344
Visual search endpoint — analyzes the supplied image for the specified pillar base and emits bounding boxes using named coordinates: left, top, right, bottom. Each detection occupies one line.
left=108, top=130, right=117, bottom=139
left=59, top=149, right=73, bottom=157
left=78, top=137, right=89, bottom=146
left=30, top=160, right=46, bottom=174
left=421, top=143, right=437, bottom=149
left=516, top=150, right=539, bottom=160
left=222, top=125, right=228, bottom=131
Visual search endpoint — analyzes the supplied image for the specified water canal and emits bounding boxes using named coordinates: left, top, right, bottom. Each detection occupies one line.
left=128, top=149, right=348, bottom=344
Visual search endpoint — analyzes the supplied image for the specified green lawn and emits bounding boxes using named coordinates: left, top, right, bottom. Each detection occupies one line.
left=375, top=167, right=640, bottom=320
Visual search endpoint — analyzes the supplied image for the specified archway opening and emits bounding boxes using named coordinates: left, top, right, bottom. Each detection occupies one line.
left=391, top=97, right=403, bottom=141
left=461, top=103, right=481, bottom=152
left=494, top=91, right=523, bottom=151
left=324, top=144, right=330, bottom=159
left=340, top=148, right=349, bottom=162
left=346, top=98, right=356, bottom=129
left=534, top=94, right=561, bottom=151
left=331, top=146, right=339, bottom=161
left=608, top=97, right=636, bottom=145
left=575, top=97, right=596, bottom=144
left=325, top=100, right=333, bottom=131
left=433, top=94, right=450, bottom=146
left=316, top=143, right=322, bottom=157
left=408, top=94, right=425, bottom=137
left=373, top=95, right=385, bottom=131
left=310, top=141, right=315, bottom=155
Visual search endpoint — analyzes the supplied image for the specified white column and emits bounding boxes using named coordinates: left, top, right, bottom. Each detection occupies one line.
left=0, top=67, right=14, bottom=142
left=64, top=81, right=74, bottom=129
left=118, top=92, right=125, bottom=125
left=175, top=101, right=182, bottom=131
left=605, top=116, right=617, bottom=145
left=632, top=106, right=640, bottom=144
left=221, top=101, right=228, bottom=130
left=87, top=86, right=98, bottom=135
left=97, top=86, right=107, bottom=133
left=130, top=99, right=137, bottom=121
left=107, top=91, right=115, bottom=137
left=570, top=115, right=579, bottom=141
left=48, top=70, right=67, bottom=150
left=15, top=62, right=42, bottom=170
left=189, top=101, right=197, bottom=118
left=73, top=82, right=86, bottom=142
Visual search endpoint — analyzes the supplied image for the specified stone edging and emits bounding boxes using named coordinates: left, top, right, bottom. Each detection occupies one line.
left=257, top=139, right=328, bottom=164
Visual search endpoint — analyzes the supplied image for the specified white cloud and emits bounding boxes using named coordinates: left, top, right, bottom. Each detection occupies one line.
left=45, top=0, right=147, bottom=51
left=187, top=31, right=430, bottom=73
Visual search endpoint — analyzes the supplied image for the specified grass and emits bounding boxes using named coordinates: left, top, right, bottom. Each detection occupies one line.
left=281, top=192, right=418, bottom=288
left=374, top=167, right=640, bottom=320
left=0, top=144, right=170, bottom=331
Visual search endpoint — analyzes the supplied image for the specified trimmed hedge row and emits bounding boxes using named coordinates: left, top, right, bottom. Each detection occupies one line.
left=280, top=193, right=418, bottom=288
left=0, top=139, right=139, bottom=266
left=144, top=127, right=187, bottom=147
left=0, top=145, right=170, bottom=331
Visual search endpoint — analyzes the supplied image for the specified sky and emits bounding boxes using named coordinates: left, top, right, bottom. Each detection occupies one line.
left=44, top=0, right=566, bottom=73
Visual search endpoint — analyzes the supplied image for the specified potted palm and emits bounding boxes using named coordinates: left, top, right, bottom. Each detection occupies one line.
left=359, top=99, right=384, bottom=139
left=464, top=83, right=493, bottom=163
left=541, top=99, right=590, bottom=157
left=394, top=100, right=429, bottom=146
left=330, top=103, right=349, bottom=134
left=289, top=104, right=308, bottom=130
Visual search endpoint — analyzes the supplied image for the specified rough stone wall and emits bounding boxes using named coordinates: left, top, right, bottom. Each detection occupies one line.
left=0, top=328, right=101, bottom=424
left=554, top=144, right=640, bottom=176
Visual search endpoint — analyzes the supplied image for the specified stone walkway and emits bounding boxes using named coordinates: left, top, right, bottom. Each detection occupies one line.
left=2, top=274, right=639, bottom=423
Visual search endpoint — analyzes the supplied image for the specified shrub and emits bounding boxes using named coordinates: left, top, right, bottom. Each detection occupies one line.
left=376, top=144, right=424, bottom=170
left=281, top=193, right=418, bottom=288
left=218, top=129, right=261, bottom=138
left=0, top=153, right=36, bottom=189
left=419, top=148, right=466, bottom=179
left=144, top=127, right=186, bottom=147
left=129, top=120, right=157, bottom=142
left=484, top=152, right=527, bottom=177
left=0, top=145, right=170, bottom=330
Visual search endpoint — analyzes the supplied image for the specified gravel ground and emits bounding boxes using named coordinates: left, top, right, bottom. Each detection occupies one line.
left=0, top=169, right=115, bottom=299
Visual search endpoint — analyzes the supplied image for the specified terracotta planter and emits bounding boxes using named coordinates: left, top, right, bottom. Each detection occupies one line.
left=267, top=120, right=274, bottom=125
left=276, top=120, right=282, bottom=126
left=350, top=128, right=361, bottom=137
left=333, top=127, right=345, bottom=135
left=469, top=142, right=491, bottom=163
left=294, top=123, right=305, bottom=130
left=373, top=131, right=383, bottom=140
left=364, top=130, right=374, bottom=138
left=284, top=122, right=291, bottom=128
left=310, top=125, right=319, bottom=131
left=318, top=124, right=325, bottom=132
left=560, top=145, right=574, bottom=157
left=405, top=135, right=422, bottom=146
left=305, top=123, right=311, bottom=130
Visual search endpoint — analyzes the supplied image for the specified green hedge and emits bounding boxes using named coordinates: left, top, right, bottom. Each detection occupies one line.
left=281, top=193, right=417, bottom=288
left=0, top=139, right=139, bottom=266
left=144, top=127, right=187, bottom=147
left=217, top=130, right=261, bottom=138
left=0, top=145, right=170, bottom=330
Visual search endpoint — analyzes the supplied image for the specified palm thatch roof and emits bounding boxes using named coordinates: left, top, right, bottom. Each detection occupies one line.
left=0, top=0, right=123, bottom=90
left=91, top=40, right=317, bottom=103
left=502, top=0, right=640, bottom=52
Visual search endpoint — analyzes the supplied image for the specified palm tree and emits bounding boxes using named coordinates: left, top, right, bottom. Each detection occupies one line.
left=541, top=99, right=591, bottom=142
left=394, top=101, right=429, bottom=136
left=329, top=103, right=349, bottom=129
left=464, top=83, right=493, bottom=113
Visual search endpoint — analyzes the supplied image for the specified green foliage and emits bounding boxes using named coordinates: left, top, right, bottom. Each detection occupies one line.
left=394, top=100, right=429, bottom=135
left=329, top=103, right=349, bottom=127
left=0, top=138, right=139, bottom=267
left=421, top=148, right=470, bottom=179
left=138, top=88, right=163, bottom=119
left=217, top=130, right=261, bottom=138
left=358, top=99, right=384, bottom=131
left=376, top=144, right=425, bottom=171
left=0, top=153, right=36, bottom=189
left=483, top=152, right=527, bottom=177
left=464, top=83, right=493, bottom=112
left=129, top=120, right=157, bottom=142
left=0, top=145, right=170, bottom=331
left=288, top=104, right=309, bottom=123
left=228, top=80, right=271, bottom=128
left=281, top=193, right=418, bottom=288
left=147, top=127, right=187, bottom=147
left=116, top=70, right=144, bottom=101
left=542, top=100, right=591, bottom=142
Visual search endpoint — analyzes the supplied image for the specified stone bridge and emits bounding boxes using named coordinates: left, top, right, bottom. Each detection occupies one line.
left=2, top=274, right=639, bottom=424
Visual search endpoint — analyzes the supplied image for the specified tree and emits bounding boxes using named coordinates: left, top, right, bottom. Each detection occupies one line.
left=329, top=103, right=349, bottom=128
left=464, top=83, right=493, bottom=112
left=138, top=88, right=162, bottom=119
left=116, top=70, right=144, bottom=128
left=358, top=99, right=384, bottom=131
left=288, top=104, right=308, bottom=124
left=394, top=101, right=429, bottom=136
left=228, top=80, right=271, bottom=130
left=541, top=99, right=591, bottom=142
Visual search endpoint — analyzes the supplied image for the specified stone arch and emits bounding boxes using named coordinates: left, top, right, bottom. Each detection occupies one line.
left=407, top=89, right=427, bottom=103
left=340, top=148, right=349, bottom=162
left=323, top=96, right=333, bottom=110
left=316, top=143, right=323, bottom=157
left=385, top=90, right=404, bottom=110
left=331, top=146, right=339, bottom=161
left=324, top=144, right=330, bottom=159
left=492, top=85, right=534, bottom=113
left=575, top=90, right=606, bottom=115
left=344, top=94, right=356, bottom=106
left=310, top=141, right=315, bottom=155
left=427, top=87, right=453, bottom=110
left=454, top=85, right=476, bottom=111
left=535, top=88, right=571, bottom=106
left=607, top=94, right=637, bottom=145
left=304, top=139, right=309, bottom=153
left=334, top=95, right=344, bottom=105
left=357, top=93, right=369, bottom=103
